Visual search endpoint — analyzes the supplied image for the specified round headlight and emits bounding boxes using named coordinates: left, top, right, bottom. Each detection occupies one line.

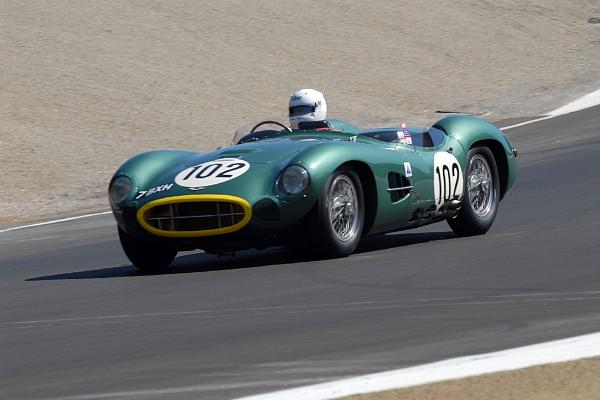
left=109, top=176, right=132, bottom=204
left=279, top=165, right=310, bottom=195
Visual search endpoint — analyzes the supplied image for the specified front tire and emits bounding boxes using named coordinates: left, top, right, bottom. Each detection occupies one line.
left=309, top=168, right=364, bottom=258
left=118, top=227, right=177, bottom=272
left=448, top=147, right=500, bottom=236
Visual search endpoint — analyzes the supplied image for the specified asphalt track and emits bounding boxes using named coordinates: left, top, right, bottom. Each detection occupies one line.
left=1, top=106, right=600, bottom=400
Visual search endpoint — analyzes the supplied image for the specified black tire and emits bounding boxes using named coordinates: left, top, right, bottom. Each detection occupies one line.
left=448, top=147, right=500, bottom=236
left=308, top=168, right=365, bottom=258
left=118, top=227, right=177, bottom=272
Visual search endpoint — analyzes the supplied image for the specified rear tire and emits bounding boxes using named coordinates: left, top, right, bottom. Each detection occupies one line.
left=118, top=227, right=177, bottom=272
left=448, top=147, right=500, bottom=236
left=308, top=168, right=364, bottom=258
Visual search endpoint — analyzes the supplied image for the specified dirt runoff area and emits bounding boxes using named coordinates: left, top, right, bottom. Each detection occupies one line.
left=342, top=357, right=600, bottom=400
left=1, top=0, right=599, bottom=221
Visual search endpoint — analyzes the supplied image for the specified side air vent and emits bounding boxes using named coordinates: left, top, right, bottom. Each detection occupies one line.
left=387, top=172, right=413, bottom=202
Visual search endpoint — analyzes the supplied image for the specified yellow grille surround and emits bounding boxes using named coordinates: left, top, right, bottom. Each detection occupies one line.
left=137, top=194, right=252, bottom=238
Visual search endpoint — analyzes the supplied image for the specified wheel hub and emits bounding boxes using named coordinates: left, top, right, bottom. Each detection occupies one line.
left=328, top=175, right=359, bottom=242
left=467, top=155, right=494, bottom=217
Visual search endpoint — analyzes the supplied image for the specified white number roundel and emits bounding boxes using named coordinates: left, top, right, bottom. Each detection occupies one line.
left=433, top=152, right=464, bottom=209
left=175, top=158, right=250, bottom=189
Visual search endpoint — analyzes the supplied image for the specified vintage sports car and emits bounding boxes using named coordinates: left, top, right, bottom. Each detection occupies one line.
left=109, top=116, right=517, bottom=271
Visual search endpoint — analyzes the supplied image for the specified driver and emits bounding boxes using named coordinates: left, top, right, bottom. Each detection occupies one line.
left=289, top=88, right=328, bottom=130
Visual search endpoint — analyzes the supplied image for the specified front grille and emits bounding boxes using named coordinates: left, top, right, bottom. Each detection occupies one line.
left=137, top=196, right=251, bottom=237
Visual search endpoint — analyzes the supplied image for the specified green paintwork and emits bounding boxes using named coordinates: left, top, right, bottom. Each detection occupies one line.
left=433, top=115, right=518, bottom=196
left=110, top=115, right=517, bottom=249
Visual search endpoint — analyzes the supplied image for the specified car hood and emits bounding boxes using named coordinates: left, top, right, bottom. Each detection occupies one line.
left=210, top=137, right=332, bottom=164
left=121, top=138, right=336, bottom=205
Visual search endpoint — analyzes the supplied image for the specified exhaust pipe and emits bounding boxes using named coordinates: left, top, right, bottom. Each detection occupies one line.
left=444, top=199, right=462, bottom=218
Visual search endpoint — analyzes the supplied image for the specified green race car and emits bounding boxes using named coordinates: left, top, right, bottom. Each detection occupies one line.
left=109, top=116, right=517, bottom=271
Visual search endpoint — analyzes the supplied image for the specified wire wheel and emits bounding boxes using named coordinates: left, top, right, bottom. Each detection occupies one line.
left=467, top=154, right=494, bottom=217
left=306, top=168, right=364, bottom=258
left=327, top=174, right=360, bottom=243
left=447, top=147, right=500, bottom=237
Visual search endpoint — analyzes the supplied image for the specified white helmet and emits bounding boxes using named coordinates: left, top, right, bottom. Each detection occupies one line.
left=289, top=88, right=327, bottom=129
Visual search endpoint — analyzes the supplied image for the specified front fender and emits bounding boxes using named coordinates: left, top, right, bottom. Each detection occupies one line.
left=112, top=150, right=199, bottom=189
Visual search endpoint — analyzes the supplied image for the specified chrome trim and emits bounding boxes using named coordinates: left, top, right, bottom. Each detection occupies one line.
left=467, top=154, right=494, bottom=217
left=144, top=201, right=245, bottom=232
left=328, top=175, right=360, bottom=242
left=387, top=186, right=414, bottom=192
left=147, top=213, right=245, bottom=221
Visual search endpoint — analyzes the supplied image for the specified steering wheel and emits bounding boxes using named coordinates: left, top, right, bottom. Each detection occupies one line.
left=250, top=120, right=292, bottom=133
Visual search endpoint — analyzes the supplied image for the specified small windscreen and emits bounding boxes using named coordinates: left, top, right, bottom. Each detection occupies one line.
left=289, top=105, right=315, bottom=116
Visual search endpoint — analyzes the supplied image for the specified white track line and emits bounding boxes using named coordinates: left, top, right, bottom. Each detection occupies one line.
left=499, top=87, right=600, bottom=131
left=233, top=332, right=600, bottom=400
left=547, top=87, right=600, bottom=116
left=3, top=88, right=600, bottom=235
left=499, top=115, right=554, bottom=131
left=0, top=211, right=112, bottom=234
left=44, top=378, right=341, bottom=400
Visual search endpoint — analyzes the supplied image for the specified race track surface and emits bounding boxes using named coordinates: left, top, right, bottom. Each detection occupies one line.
left=1, top=107, right=600, bottom=400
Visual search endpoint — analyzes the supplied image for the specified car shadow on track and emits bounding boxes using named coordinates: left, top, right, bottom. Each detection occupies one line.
left=356, top=231, right=456, bottom=254
left=26, top=231, right=456, bottom=281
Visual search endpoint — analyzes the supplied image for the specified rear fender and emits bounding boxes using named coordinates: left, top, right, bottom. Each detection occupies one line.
left=433, top=115, right=517, bottom=198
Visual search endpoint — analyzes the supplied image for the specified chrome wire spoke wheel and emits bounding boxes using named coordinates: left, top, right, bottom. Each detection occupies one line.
left=467, top=154, right=494, bottom=217
left=448, top=147, right=499, bottom=237
left=327, top=175, right=359, bottom=242
left=308, top=168, right=364, bottom=257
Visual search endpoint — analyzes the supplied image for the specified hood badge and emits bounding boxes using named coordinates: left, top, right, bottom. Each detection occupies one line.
left=174, top=158, right=251, bottom=190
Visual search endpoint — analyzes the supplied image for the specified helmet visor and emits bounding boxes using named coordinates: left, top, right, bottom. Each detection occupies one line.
left=289, top=105, right=315, bottom=116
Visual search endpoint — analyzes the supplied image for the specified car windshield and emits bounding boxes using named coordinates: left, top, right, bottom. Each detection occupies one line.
left=232, top=116, right=437, bottom=146
left=232, top=117, right=292, bottom=145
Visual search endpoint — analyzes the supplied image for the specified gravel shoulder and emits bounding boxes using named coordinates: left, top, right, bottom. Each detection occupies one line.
left=342, top=357, right=600, bottom=400
left=1, top=0, right=599, bottom=220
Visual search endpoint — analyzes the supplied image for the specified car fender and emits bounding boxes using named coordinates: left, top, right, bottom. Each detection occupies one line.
left=433, top=115, right=518, bottom=197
